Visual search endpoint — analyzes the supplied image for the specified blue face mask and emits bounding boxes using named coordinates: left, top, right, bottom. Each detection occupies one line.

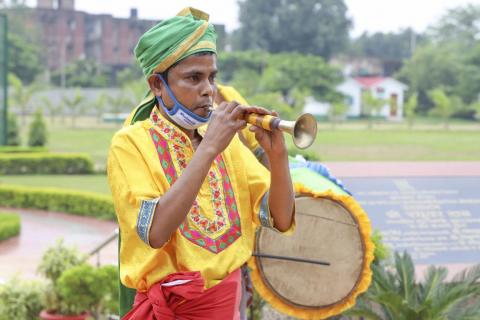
left=155, top=74, right=212, bottom=130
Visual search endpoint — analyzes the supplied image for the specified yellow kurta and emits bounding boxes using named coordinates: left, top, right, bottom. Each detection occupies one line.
left=108, top=107, right=284, bottom=292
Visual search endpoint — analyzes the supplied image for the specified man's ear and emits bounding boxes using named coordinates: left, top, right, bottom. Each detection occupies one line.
left=147, top=74, right=163, bottom=97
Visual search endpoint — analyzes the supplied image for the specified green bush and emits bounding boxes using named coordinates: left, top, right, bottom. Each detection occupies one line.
left=28, top=109, right=48, bottom=147
left=0, top=212, right=20, bottom=241
left=0, top=185, right=115, bottom=220
left=97, top=265, right=120, bottom=315
left=0, top=153, right=94, bottom=174
left=38, top=239, right=84, bottom=284
left=6, top=113, right=20, bottom=146
left=37, top=240, right=119, bottom=317
left=0, top=146, right=48, bottom=153
left=57, top=264, right=106, bottom=315
left=0, top=277, right=46, bottom=320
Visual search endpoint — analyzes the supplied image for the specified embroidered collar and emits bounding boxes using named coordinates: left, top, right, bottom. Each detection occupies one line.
left=150, top=106, right=207, bottom=146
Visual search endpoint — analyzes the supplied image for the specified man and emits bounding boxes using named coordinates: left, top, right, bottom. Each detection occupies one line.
left=107, top=7, right=295, bottom=319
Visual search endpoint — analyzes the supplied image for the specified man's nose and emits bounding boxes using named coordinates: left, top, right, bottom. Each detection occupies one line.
left=201, top=79, right=214, bottom=97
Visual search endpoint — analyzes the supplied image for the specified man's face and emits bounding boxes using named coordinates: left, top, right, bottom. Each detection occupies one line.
left=161, top=54, right=218, bottom=118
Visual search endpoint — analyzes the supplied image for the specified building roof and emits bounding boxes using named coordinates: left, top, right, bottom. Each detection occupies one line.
left=354, top=77, right=386, bottom=88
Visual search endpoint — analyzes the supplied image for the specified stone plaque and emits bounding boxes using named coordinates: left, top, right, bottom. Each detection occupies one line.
left=343, top=177, right=480, bottom=264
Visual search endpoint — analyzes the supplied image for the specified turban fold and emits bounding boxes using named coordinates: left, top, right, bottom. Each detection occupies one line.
left=128, top=7, right=217, bottom=124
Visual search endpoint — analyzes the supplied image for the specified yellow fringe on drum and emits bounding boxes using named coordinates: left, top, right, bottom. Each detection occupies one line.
left=248, top=182, right=375, bottom=320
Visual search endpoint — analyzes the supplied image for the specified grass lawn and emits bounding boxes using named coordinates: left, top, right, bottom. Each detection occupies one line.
left=310, top=128, right=480, bottom=161
left=15, top=116, right=480, bottom=167
left=5, top=116, right=479, bottom=195
left=0, top=175, right=111, bottom=195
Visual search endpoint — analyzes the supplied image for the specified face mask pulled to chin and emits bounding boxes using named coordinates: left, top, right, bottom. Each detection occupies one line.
left=155, top=74, right=211, bottom=130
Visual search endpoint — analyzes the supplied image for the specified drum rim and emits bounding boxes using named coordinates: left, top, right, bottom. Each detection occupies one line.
left=254, top=195, right=367, bottom=310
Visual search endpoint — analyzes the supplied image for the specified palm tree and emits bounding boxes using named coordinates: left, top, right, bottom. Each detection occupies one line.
left=329, top=101, right=348, bottom=129
left=361, top=91, right=386, bottom=129
left=94, top=92, right=107, bottom=124
left=106, top=92, right=133, bottom=126
left=428, top=88, right=458, bottom=130
left=346, top=252, right=480, bottom=319
left=404, top=93, right=418, bottom=129
left=40, top=96, right=60, bottom=125
left=61, top=89, right=86, bottom=128
left=8, top=73, right=40, bottom=125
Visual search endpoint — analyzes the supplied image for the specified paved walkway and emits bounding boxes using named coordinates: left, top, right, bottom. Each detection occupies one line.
left=324, top=161, right=480, bottom=177
left=0, top=208, right=117, bottom=283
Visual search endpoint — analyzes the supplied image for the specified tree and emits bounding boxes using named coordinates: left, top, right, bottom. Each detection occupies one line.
left=218, top=51, right=343, bottom=116
left=346, top=252, right=480, bottom=319
left=233, top=0, right=352, bottom=59
left=397, top=44, right=462, bottom=114
left=61, top=90, right=86, bottom=128
left=404, top=93, right=418, bottom=129
left=106, top=92, right=133, bottom=125
left=7, top=33, right=45, bottom=85
left=51, top=59, right=111, bottom=88
left=349, top=29, right=427, bottom=76
left=93, top=92, right=108, bottom=124
left=361, top=91, right=386, bottom=129
left=6, top=112, right=20, bottom=146
left=39, top=96, right=60, bottom=125
left=471, top=101, right=480, bottom=121
left=428, top=4, right=480, bottom=50
left=328, top=101, right=348, bottom=129
left=454, top=43, right=480, bottom=105
left=428, top=88, right=456, bottom=129
left=2, top=4, right=45, bottom=84
left=8, top=73, right=40, bottom=125
left=28, top=109, right=47, bottom=147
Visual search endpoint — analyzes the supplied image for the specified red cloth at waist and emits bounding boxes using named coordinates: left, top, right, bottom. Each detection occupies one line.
left=122, top=269, right=241, bottom=320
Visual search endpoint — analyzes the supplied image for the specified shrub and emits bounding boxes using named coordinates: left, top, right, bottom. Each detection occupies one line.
left=57, top=264, right=106, bottom=315
left=97, top=265, right=120, bottom=315
left=0, top=153, right=94, bottom=174
left=28, top=109, right=48, bottom=147
left=0, top=146, right=48, bottom=153
left=6, top=113, right=20, bottom=146
left=0, top=277, right=46, bottom=320
left=0, top=212, right=21, bottom=241
left=37, top=240, right=119, bottom=317
left=37, top=239, right=85, bottom=284
left=37, top=241, right=84, bottom=316
left=0, top=185, right=115, bottom=220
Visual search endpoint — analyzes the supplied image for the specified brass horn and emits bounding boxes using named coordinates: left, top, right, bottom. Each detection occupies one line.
left=245, top=113, right=318, bottom=149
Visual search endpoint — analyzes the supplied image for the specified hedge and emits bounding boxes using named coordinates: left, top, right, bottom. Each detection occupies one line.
left=0, top=153, right=94, bottom=175
left=0, top=186, right=115, bottom=220
left=0, top=212, right=21, bottom=241
left=0, top=146, right=48, bottom=153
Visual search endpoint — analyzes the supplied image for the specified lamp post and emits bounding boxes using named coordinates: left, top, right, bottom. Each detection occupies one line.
left=0, top=13, right=8, bottom=146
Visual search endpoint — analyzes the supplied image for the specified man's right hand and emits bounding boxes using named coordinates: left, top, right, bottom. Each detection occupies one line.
left=201, top=100, right=247, bottom=156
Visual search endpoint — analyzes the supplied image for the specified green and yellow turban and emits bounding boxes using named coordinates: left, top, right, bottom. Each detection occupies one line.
left=126, top=7, right=217, bottom=125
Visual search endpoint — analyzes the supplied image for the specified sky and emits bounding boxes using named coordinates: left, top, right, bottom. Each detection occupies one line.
left=26, top=0, right=480, bottom=36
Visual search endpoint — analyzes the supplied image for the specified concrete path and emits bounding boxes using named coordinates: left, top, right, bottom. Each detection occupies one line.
left=0, top=208, right=117, bottom=283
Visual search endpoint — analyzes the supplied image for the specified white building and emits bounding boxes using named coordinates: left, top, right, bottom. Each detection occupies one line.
left=304, top=77, right=408, bottom=120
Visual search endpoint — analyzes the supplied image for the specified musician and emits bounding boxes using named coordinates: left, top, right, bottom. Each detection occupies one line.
left=107, top=7, right=295, bottom=319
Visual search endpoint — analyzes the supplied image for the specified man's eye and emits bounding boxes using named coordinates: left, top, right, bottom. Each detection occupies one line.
left=189, top=75, right=199, bottom=81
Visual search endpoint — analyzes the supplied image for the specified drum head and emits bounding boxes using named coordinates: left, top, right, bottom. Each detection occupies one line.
left=255, top=196, right=365, bottom=308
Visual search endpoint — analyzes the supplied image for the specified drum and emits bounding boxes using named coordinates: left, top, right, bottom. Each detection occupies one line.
left=248, top=167, right=375, bottom=319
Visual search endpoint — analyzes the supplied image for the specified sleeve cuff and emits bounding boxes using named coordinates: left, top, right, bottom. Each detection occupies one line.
left=258, top=191, right=296, bottom=235
left=253, top=147, right=266, bottom=162
left=136, top=197, right=160, bottom=246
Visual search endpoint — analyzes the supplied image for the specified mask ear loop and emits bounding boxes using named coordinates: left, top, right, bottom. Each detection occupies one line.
left=156, top=74, right=179, bottom=116
left=155, top=74, right=212, bottom=121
